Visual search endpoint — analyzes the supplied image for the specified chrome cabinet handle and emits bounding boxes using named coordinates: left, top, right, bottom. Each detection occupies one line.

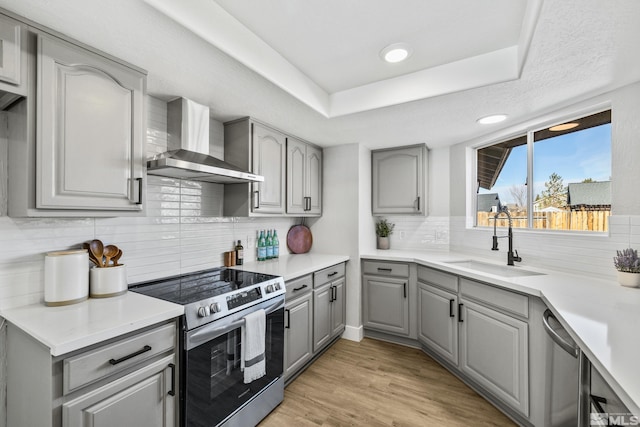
left=109, top=345, right=152, bottom=365
left=285, top=309, right=290, bottom=329
left=542, top=309, right=578, bottom=357
left=253, top=191, right=260, bottom=209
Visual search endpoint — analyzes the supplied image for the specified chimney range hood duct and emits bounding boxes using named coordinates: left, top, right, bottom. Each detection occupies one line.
left=147, top=98, right=264, bottom=184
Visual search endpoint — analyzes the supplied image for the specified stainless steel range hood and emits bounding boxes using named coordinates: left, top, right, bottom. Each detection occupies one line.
left=147, top=98, right=263, bottom=184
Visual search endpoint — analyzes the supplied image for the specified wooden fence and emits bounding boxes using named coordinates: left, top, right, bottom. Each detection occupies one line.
left=477, top=210, right=610, bottom=232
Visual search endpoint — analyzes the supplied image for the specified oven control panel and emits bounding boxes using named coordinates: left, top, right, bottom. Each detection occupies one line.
left=186, top=276, right=286, bottom=329
left=227, top=287, right=262, bottom=310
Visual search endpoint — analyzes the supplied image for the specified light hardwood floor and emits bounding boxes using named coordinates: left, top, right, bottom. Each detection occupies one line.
left=261, top=338, right=516, bottom=426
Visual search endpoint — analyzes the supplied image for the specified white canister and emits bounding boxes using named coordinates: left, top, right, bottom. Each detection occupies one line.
left=90, top=265, right=128, bottom=298
left=44, top=250, right=90, bottom=306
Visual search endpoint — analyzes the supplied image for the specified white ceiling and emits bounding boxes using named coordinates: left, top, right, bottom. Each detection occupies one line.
left=1, top=0, right=639, bottom=150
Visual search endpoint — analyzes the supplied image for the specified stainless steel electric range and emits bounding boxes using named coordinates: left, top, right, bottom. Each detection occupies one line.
left=130, top=267, right=286, bottom=427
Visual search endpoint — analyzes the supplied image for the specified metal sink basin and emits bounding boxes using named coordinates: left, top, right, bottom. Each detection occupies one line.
left=445, top=260, right=546, bottom=277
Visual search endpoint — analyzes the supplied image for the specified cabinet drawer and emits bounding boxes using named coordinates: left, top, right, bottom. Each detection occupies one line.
left=63, top=323, right=176, bottom=394
left=362, top=261, right=409, bottom=278
left=417, top=266, right=458, bottom=293
left=286, top=274, right=313, bottom=301
left=314, top=263, right=345, bottom=287
left=460, top=278, right=528, bottom=318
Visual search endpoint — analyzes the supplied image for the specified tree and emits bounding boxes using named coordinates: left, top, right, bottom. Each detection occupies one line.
left=582, top=178, right=595, bottom=183
left=508, top=184, right=527, bottom=209
left=539, top=172, right=567, bottom=208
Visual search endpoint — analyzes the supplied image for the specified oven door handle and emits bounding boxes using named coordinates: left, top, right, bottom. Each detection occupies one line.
left=186, top=296, right=285, bottom=350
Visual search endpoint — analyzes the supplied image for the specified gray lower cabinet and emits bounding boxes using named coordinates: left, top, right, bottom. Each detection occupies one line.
left=417, top=282, right=458, bottom=364
left=284, top=291, right=313, bottom=380
left=371, top=144, right=427, bottom=215
left=313, top=263, right=346, bottom=353
left=62, top=354, right=176, bottom=427
left=363, top=275, right=409, bottom=335
left=7, top=320, right=178, bottom=427
left=459, top=298, right=529, bottom=417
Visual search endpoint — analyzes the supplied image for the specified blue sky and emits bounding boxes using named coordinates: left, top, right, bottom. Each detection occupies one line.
left=480, top=124, right=611, bottom=204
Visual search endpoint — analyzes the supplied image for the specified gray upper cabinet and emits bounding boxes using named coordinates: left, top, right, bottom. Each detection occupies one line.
left=372, top=144, right=427, bottom=215
left=224, top=119, right=286, bottom=216
left=287, top=137, right=322, bottom=216
left=36, top=34, right=145, bottom=211
left=0, top=14, right=25, bottom=92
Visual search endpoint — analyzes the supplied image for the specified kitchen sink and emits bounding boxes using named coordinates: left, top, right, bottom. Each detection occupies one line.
left=444, top=260, right=546, bottom=277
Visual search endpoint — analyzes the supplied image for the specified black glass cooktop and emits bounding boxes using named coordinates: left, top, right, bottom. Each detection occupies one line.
left=129, top=268, right=278, bottom=305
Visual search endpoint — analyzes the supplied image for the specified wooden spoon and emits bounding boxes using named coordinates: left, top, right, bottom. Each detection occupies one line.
left=103, top=245, right=119, bottom=267
left=83, top=242, right=102, bottom=267
left=89, top=239, right=104, bottom=267
left=112, top=248, right=123, bottom=266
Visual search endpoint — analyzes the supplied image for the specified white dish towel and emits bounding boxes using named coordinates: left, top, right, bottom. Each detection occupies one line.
left=241, top=308, right=266, bottom=384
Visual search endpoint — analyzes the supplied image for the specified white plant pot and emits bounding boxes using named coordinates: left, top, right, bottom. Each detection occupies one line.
left=617, top=271, right=640, bottom=288
left=377, top=236, right=390, bottom=250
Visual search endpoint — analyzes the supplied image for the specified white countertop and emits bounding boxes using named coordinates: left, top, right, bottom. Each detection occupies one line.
left=232, top=253, right=350, bottom=281
left=361, top=249, right=640, bottom=416
left=0, top=291, right=183, bottom=356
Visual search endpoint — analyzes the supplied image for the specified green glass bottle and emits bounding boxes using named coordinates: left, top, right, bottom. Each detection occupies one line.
left=266, top=230, right=274, bottom=259
left=257, top=230, right=266, bottom=261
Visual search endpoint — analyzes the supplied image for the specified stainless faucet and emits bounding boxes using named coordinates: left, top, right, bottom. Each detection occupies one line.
left=491, top=206, right=522, bottom=266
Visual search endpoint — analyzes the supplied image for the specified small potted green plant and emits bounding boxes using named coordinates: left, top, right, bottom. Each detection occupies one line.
left=613, top=248, right=640, bottom=287
left=375, top=218, right=395, bottom=250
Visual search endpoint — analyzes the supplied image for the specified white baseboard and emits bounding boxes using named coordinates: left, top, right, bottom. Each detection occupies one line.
left=341, top=325, right=363, bottom=342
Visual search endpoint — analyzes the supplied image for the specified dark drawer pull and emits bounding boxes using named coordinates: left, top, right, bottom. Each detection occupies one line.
left=458, top=304, right=464, bottom=323
left=293, top=284, right=308, bottom=292
left=377, top=268, right=392, bottom=272
left=449, top=299, right=455, bottom=317
left=109, top=345, right=152, bottom=365
left=403, top=282, right=407, bottom=298
left=328, top=271, right=338, bottom=277
left=168, top=363, right=176, bottom=396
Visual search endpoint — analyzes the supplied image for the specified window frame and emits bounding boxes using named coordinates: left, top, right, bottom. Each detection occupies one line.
left=469, top=103, right=612, bottom=233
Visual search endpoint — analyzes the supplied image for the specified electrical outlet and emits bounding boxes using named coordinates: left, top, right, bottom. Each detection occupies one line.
left=247, top=235, right=254, bottom=248
left=399, top=231, right=405, bottom=239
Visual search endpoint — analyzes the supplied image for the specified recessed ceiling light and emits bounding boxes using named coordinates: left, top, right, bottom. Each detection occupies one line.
left=380, top=43, right=413, bottom=63
left=549, top=122, right=579, bottom=131
left=477, top=114, right=507, bottom=125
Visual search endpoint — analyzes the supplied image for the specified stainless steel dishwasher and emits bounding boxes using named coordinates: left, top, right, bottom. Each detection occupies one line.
left=543, top=309, right=580, bottom=426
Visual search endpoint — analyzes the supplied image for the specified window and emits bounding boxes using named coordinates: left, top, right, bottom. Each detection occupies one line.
left=476, top=110, right=611, bottom=232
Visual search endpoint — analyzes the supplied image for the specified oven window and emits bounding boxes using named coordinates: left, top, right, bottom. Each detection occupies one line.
left=185, top=307, right=284, bottom=427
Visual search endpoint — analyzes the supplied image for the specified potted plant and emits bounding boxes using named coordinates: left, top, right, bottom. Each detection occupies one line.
left=375, top=218, right=395, bottom=250
left=613, top=248, right=640, bottom=287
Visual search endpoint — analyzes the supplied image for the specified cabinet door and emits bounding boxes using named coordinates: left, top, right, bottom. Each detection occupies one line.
left=37, top=34, right=145, bottom=211
left=0, top=14, right=22, bottom=86
left=372, top=145, right=425, bottom=215
left=330, top=278, right=346, bottom=337
left=305, top=145, right=322, bottom=215
left=459, top=299, right=529, bottom=417
left=63, top=354, right=176, bottom=427
left=313, top=284, right=332, bottom=352
left=252, top=123, right=286, bottom=213
left=362, top=275, right=409, bottom=336
left=284, top=293, right=313, bottom=379
left=417, top=282, right=458, bottom=364
left=286, top=137, right=306, bottom=214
